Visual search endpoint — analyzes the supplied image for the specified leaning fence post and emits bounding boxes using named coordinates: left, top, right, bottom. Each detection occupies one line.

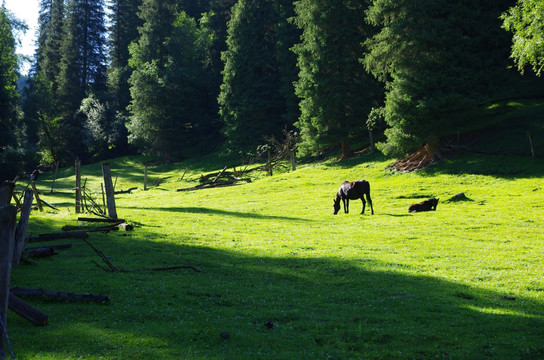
left=30, top=181, right=43, bottom=212
left=0, top=183, right=17, bottom=355
left=12, top=189, right=33, bottom=267
left=101, top=163, right=118, bottom=219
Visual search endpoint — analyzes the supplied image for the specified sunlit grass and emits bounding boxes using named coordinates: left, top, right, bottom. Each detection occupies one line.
left=8, top=152, right=544, bottom=359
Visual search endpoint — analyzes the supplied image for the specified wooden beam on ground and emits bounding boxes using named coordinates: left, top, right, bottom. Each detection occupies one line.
left=10, top=287, right=108, bottom=303
left=8, top=293, right=48, bottom=326
left=77, top=217, right=126, bottom=223
left=28, top=231, right=88, bottom=243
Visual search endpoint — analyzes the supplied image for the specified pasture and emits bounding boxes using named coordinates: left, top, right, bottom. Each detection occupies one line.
left=8, top=152, right=544, bottom=359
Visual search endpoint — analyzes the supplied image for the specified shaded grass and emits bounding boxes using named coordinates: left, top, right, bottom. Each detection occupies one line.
left=8, top=152, right=544, bottom=359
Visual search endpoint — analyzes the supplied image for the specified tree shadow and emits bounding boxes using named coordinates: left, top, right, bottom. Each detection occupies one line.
left=10, top=227, right=544, bottom=359
left=123, top=205, right=312, bottom=222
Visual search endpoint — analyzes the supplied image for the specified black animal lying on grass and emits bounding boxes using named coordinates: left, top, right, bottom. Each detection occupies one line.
left=408, top=198, right=439, bottom=213
left=333, top=180, right=374, bottom=215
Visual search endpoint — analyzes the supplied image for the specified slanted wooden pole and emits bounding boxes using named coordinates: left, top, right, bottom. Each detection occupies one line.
left=12, top=189, right=33, bottom=267
left=101, top=183, right=106, bottom=215
left=75, top=158, right=82, bottom=213
left=30, top=181, right=43, bottom=212
left=101, top=163, right=118, bottom=219
left=0, top=183, right=17, bottom=354
left=527, top=132, right=535, bottom=158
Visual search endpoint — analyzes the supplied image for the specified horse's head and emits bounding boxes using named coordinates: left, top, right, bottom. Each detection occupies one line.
left=333, top=198, right=341, bottom=214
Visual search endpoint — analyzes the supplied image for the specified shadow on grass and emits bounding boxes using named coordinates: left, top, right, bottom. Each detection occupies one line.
left=123, top=206, right=311, bottom=222
left=10, top=221, right=544, bottom=360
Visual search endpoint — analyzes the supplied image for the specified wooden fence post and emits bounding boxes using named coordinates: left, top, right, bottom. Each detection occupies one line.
left=0, top=183, right=17, bottom=355
left=144, top=166, right=148, bottom=191
left=75, top=158, right=82, bottom=213
left=50, top=161, right=59, bottom=193
left=101, top=163, right=118, bottom=219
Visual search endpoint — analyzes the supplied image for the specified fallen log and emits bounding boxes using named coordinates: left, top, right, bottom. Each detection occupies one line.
left=177, top=178, right=251, bottom=192
left=10, top=287, right=109, bottom=303
left=8, top=293, right=48, bottom=326
left=25, top=243, right=72, bottom=251
left=28, top=231, right=88, bottom=243
left=62, top=223, right=122, bottom=232
left=78, top=217, right=126, bottom=223
left=24, top=243, right=72, bottom=258
left=25, top=247, right=56, bottom=258
left=114, top=187, right=137, bottom=195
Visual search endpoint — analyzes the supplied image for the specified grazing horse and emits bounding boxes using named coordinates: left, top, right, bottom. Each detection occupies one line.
left=408, top=198, right=439, bottom=213
left=333, top=180, right=374, bottom=215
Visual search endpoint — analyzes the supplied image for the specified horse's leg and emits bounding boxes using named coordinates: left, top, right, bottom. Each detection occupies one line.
left=343, top=198, right=349, bottom=213
left=361, top=196, right=366, bottom=214
left=366, top=192, right=374, bottom=215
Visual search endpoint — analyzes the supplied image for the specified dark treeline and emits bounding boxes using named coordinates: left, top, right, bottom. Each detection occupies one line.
left=0, top=0, right=543, bottom=180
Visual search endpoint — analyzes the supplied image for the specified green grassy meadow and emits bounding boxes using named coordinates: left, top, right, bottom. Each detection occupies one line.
left=7, top=151, right=544, bottom=359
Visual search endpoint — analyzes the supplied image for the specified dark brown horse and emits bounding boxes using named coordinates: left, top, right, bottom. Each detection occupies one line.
left=408, top=198, right=439, bottom=213
left=333, top=180, right=374, bottom=215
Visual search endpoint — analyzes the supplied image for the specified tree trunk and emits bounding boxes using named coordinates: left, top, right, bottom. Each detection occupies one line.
left=340, top=141, right=353, bottom=160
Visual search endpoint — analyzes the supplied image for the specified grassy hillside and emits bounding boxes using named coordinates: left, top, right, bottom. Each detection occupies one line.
left=7, top=146, right=544, bottom=359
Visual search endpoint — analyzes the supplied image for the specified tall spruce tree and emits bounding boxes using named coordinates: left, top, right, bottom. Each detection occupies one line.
left=0, top=8, right=21, bottom=179
left=56, top=0, right=108, bottom=160
left=218, top=0, right=299, bottom=155
left=364, top=0, right=512, bottom=157
left=128, top=1, right=213, bottom=160
left=108, top=0, right=143, bottom=113
left=35, top=0, right=64, bottom=89
left=292, top=0, right=380, bottom=159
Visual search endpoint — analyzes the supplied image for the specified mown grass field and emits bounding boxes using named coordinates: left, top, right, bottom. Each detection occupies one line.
left=7, top=151, right=544, bottom=359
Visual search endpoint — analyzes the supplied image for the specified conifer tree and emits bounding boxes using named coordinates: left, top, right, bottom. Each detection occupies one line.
left=128, top=1, right=213, bottom=160
left=0, top=8, right=22, bottom=179
left=218, top=0, right=299, bottom=155
left=35, top=0, right=64, bottom=91
left=108, top=0, right=143, bottom=113
left=364, top=0, right=512, bottom=157
left=292, top=0, right=380, bottom=159
left=55, top=0, right=108, bottom=160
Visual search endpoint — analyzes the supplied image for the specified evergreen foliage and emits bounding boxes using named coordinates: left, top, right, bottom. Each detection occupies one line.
left=293, top=0, right=381, bottom=158
left=108, top=0, right=143, bottom=114
left=364, top=0, right=513, bottom=157
left=52, top=0, right=108, bottom=161
left=5, top=0, right=544, bottom=174
left=219, top=0, right=299, bottom=156
left=128, top=2, right=213, bottom=160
